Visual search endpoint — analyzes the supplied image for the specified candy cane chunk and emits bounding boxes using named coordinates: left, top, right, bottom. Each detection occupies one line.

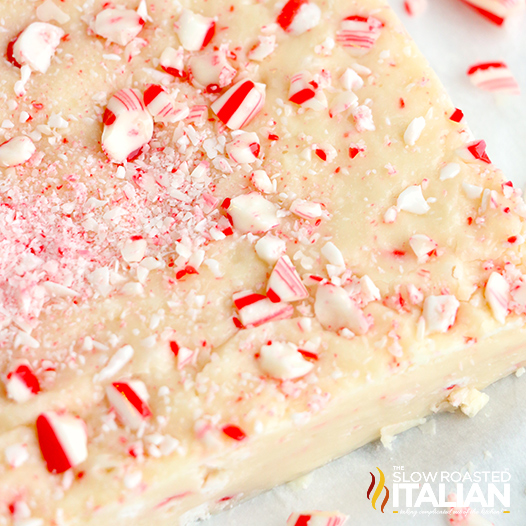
left=423, top=295, right=460, bottom=334
left=485, top=271, right=510, bottom=323
left=143, top=84, right=189, bottom=123
left=255, top=234, right=287, bottom=264
left=288, top=71, right=327, bottom=111
left=409, top=234, right=437, bottom=263
left=92, top=7, right=144, bottom=46
left=0, top=136, right=35, bottom=167
left=287, top=511, right=349, bottom=526
left=226, top=132, right=261, bottom=164
left=36, top=0, right=71, bottom=24
left=176, top=10, right=215, bottom=51
left=447, top=386, right=489, bottom=418
left=228, top=193, right=279, bottom=234
left=102, top=88, right=154, bottom=163
left=404, top=0, right=429, bottom=16
left=121, top=236, right=147, bottom=263
left=233, top=290, right=294, bottom=327
left=458, top=0, right=524, bottom=26
left=36, top=412, right=88, bottom=474
left=188, top=48, right=236, bottom=92
left=159, top=46, right=186, bottom=78
left=329, top=91, right=358, bottom=117
left=456, top=140, right=491, bottom=164
left=467, top=62, right=520, bottom=95
left=11, top=22, right=64, bottom=73
left=314, top=143, right=338, bottom=162
left=404, top=116, right=426, bottom=146
left=277, top=0, right=321, bottom=35
left=315, top=283, right=370, bottom=335
left=4, top=362, right=41, bottom=403
left=336, top=15, right=383, bottom=56
left=211, top=79, right=266, bottom=130
left=106, top=379, right=152, bottom=430
left=5, top=444, right=29, bottom=468
left=259, top=341, right=314, bottom=380
left=352, top=105, right=375, bottom=132
left=397, top=185, right=430, bottom=214
left=248, top=35, right=277, bottom=62
left=440, top=162, right=461, bottom=181
left=250, top=169, right=275, bottom=194
left=289, top=199, right=323, bottom=220
left=267, top=255, right=309, bottom=303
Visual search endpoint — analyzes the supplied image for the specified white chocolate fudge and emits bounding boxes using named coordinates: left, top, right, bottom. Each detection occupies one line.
left=1, top=0, right=526, bottom=524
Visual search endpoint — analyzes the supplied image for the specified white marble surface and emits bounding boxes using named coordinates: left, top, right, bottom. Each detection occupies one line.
left=201, top=2, right=526, bottom=525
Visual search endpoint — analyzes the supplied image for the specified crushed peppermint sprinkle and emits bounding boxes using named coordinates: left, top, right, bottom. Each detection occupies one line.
left=259, top=341, right=314, bottom=380
left=467, top=62, right=520, bottom=95
left=458, top=0, right=524, bottom=25
left=287, top=511, right=349, bottom=525
left=336, top=15, right=383, bottom=56
left=277, top=0, right=322, bottom=35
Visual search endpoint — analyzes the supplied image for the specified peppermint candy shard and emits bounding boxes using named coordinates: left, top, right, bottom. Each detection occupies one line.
left=222, top=424, right=246, bottom=441
left=458, top=0, right=523, bottom=25
left=143, top=84, right=189, bottom=123
left=485, top=271, right=510, bottom=323
left=36, top=412, right=88, bottom=474
left=176, top=10, right=215, bottom=51
left=267, top=255, right=309, bottom=303
left=159, top=46, right=186, bottom=78
left=233, top=290, right=294, bottom=327
left=11, top=22, right=64, bottom=73
left=0, top=136, right=36, bottom=167
left=277, top=0, right=321, bottom=35
left=423, top=295, right=460, bottom=333
left=288, top=71, right=328, bottom=111
left=211, top=79, right=266, bottom=130
left=102, top=88, right=154, bottom=163
left=456, top=140, right=491, bottom=164
left=227, top=193, right=279, bottom=234
left=93, top=7, right=145, bottom=46
left=259, top=341, right=314, bottom=380
left=106, top=379, right=152, bottom=430
left=226, top=132, right=261, bottom=164
left=336, top=15, right=383, bottom=56
left=449, top=108, right=464, bottom=123
left=287, top=511, right=349, bottom=526
left=467, top=62, right=520, bottom=95
left=5, top=363, right=41, bottom=403
left=188, top=48, right=236, bottom=92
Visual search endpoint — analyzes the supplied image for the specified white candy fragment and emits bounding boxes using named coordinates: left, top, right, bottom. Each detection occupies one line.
left=36, top=0, right=70, bottom=24
left=226, top=132, right=261, bottom=164
left=439, top=162, right=461, bottom=181
left=250, top=169, right=274, bottom=193
left=404, top=116, right=426, bottom=146
left=176, top=9, right=215, bottom=51
left=467, top=62, right=520, bottom=95
left=4, top=362, right=40, bottom=403
left=315, top=283, right=370, bottom=334
left=106, top=379, right=152, bottom=429
left=228, top=193, right=279, bottom=234
left=93, top=7, right=144, bottom=46
left=485, top=271, right=509, bottom=323
left=5, top=443, right=29, bottom=468
left=352, top=105, right=375, bottom=132
left=287, top=511, right=348, bottom=526
left=462, top=182, right=483, bottom=200
left=102, top=88, right=154, bottom=163
left=211, top=79, right=266, bottom=130
left=321, top=242, right=345, bottom=267
left=456, top=140, right=491, bottom=164
left=36, top=411, right=88, bottom=473
left=409, top=234, right=437, bottom=263
left=340, top=68, right=364, bottom=90
left=288, top=71, right=327, bottom=111
left=255, top=234, right=287, bottom=264
left=329, top=90, right=358, bottom=117
left=267, top=256, right=309, bottom=303
left=0, top=136, right=35, bottom=167
left=248, top=35, right=276, bottom=61
left=159, top=46, right=186, bottom=78
left=12, top=22, right=64, bottom=73
left=259, top=342, right=314, bottom=380
left=188, top=48, right=236, bottom=91
left=233, top=290, right=294, bottom=327
left=143, top=84, right=189, bottom=123
left=336, top=15, right=383, bottom=56
left=313, top=143, right=338, bottom=163
left=95, top=345, right=134, bottom=383
left=360, top=275, right=381, bottom=303
left=289, top=199, right=323, bottom=220
left=447, top=387, right=489, bottom=418
left=121, top=236, right=147, bottom=263
left=423, top=295, right=460, bottom=333
left=397, top=185, right=430, bottom=214
left=277, top=0, right=321, bottom=35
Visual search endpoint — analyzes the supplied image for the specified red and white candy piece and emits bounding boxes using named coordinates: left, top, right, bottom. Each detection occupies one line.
left=226, top=132, right=261, bottom=164
left=456, top=140, right=491, bottom=164
left=352, top=104, right=375, bottom=132
left=267, top=255, right=309, bottom=303
left=277, top=0, right=322, bottom=35
left=289, top=199, right=323, bottom=220
left=0, top=136, right=36, bottom=167
left=255, top=234, right=287, bottom=263
left=315, top=283, right=370, bottom=335
left=314, top=143, right=338, bottom=162
left=121, top=236, right=147, bottom=263
left=9, top=22, right=64, bottom=73
left=397, top=185, right=430, bottom=215
left=404, top=0, right=429, bottom=16
left=336, top=15, right=383, bottom=56
left=233, top=290, right=294, bottom=327
left=36, top=411, right=88, bottom=474
left=143, top=84, right=189, bottom=123
left=409, top=234, right=437, bottom=263
left=188, top=47, right=236, bottom=92
left=4, top=362, right=40, bottom=403
left=228, top=192, right=279, bottom=234
left=485, top=271, right=509, bottom=323
left=250, top=169, right=275, bottom=193
left=467, top=62, right=520, bottom=95
left=458, top=0, right=524, bottom=26
left=259, top=341, right=314, bottom=380
left=248, top=35, right=277, bottom=62
left=106, top=379, right=152, bottom=430
left=423, top=295, right=460, bottom=333
left=329, top=90, right=358, bottom=117
left=176, top=9, right=215, bottom=51
left=92, top=6, right=145, bottom=46
left=288, top=71, right=328, bottom=111
left=159, top=46, right=186, bottom=78
left=287, top=511, right=348, bottom=526
left=102, top=88, right=154, bottom=163
left=211, top=79, right=266, bottom=130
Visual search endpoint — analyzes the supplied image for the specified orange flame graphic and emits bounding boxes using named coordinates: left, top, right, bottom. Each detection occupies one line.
left=367, top=467, right=389, bottom=513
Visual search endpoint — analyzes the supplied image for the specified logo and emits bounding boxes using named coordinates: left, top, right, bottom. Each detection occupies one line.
left=367, top=467, right=390, bottom=513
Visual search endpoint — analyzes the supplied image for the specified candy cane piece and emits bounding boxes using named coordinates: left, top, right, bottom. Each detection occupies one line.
left=4, top=362, right=40, bottom=403
left=409, top=234, right=437, bottom=263
left=248, top=35, right=277, bottom=61
left=457, top=0, right=524, bottom=26
left=485, top=271, right=510, bottom=323
left=159, top=46, right=186, bottom=78
left=259, top=341, right=314, bottom=380
left=277, top=0, right=322, bottom=35
left=267, top=255, right=309, bottom=303
left=226, top=132, right=261, bottom=164
left=228, top=193, right=279, bottom=234
left=102, top=88, right=154, bottom=163
left=288, top=71, right=328, bottom=111
left=467, top=62, right=520, bottom=95
left=397, top=185, right=430, bottom=214
left=176, top=9, right=215, bottom=51
left=423, top=295, right=460, bottom=333
left=404, top=0, right=429, bottom=16
left=456, top=140, right=491, bottom=164
left=92, top=6, right=145, bottom=46
left=106, top=379, right=152, bottom=429
left=287, top=511, right=349, bottom=526
left=0, top=136, right=36, bottom=167
left=143, top=84, right=189, bottom=123
left=36, top=412, right=88, bottom=474
left=233, top=290, right=294, bottom=327
left=211, top=79, right=266, bottom=130
left=188, top=47, right=236, bottom=92
left=336, top=15, right=383, bottom=56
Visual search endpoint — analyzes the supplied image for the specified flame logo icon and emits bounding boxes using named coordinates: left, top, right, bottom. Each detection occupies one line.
left=367, top=467, right=390, bottom=513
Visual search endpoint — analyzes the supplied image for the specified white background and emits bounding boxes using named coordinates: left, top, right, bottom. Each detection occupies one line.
left=202, top=1, right=526, bottom=524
